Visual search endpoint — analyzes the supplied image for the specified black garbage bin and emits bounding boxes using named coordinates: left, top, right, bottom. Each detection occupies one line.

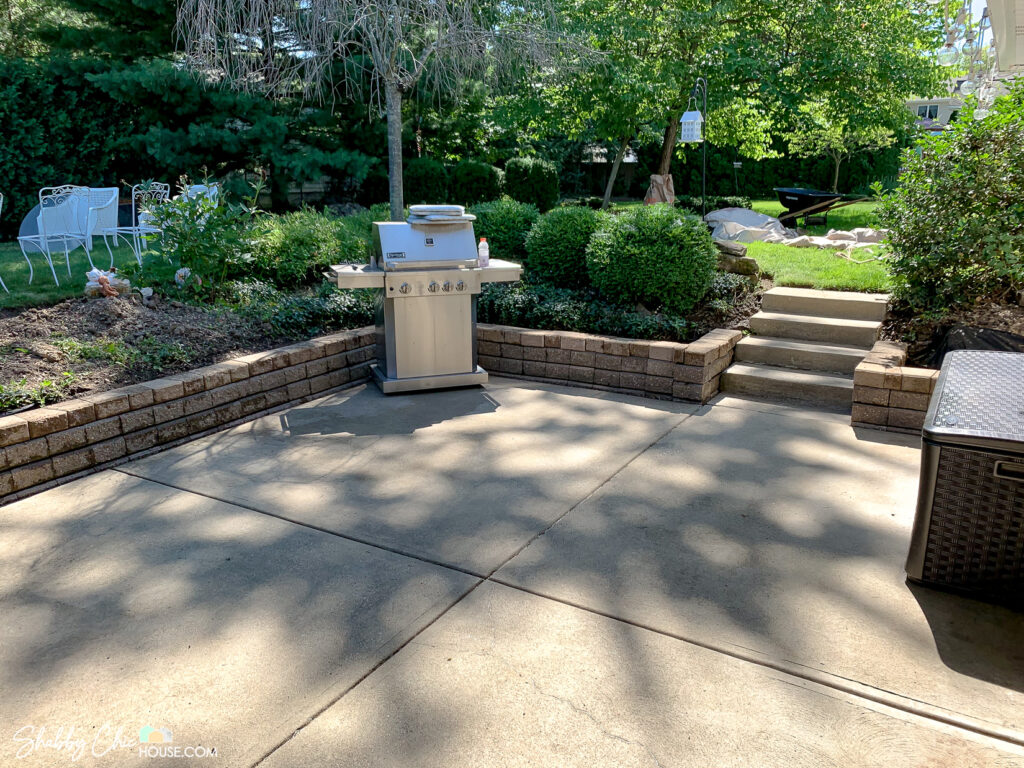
left=906, top=350, right=1024, bottom=598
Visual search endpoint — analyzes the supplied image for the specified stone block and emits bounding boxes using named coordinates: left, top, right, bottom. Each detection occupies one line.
left=125, top=428, right=159, bottom=454
left=593, top=369, right=620, bottom=388
left=140, top=377, right=186, bottom=404
left=851, top=403, right=888, bottom=426
left=620, top=356, right=647, bottom=374
left=166, top=370, right=207, bottom=396
left=479, top=325, right=505, bottom=343
left=646, top=359, right=676, bottom=378
left=545, top=348, right=572, bottom=365
left=594, top=354, right=622, bottom=371
left=522, top=346, right=546, bottom=362
left=569, top=350, right=596, bottom=367
left=648, top=341, right=686, bottom=362
left=287, top=380, right=312, bottom=400
left=120, top=384, right=156, bottom=409
left=674, top=365, right=703, bottom=384
left=545, top=363, right=569, bottom=380
left=888, top=407, right=926, bottom=431
left=52, top=448, right=94, bottom=478
left=673, top=381, right=702, bottom=401
left=683, top=342, right=718, bottom=367
left=519, top=331, right=546, bottom=347
left=854, top=386, right=890, bottom=407
left=92, top=437, right=127, bottom=464
left=900, top=368, right=939, bottom=394
left=5, top=438, right=49, bottom=468
left=48, top=399, right=97, bottom=427
left=568, top=366, right=595, bottom=384
left=628, top=341, right=651, bottom=357
left=558, top=332, right=589, bottom=351
left=644, top=375, right=673, bottom=394
left=305, top=357, right=329, bottom=378
left=235, top=351, right=278, bottom=376
left=183, top=391, right=214, bottom=416
left=325, top=352, right=349, bottom=371
left=308, top=373, right=333, bottom=394
left=0, top=471, right=14, bottom=497
left=11, top=459, right=55, bottom=491
left=0, top=416, right=29, bottom=448
left=478, top=340, right=502, bottom=357
left=156, top=419, right=192, bottom=444
left=523, top=361, right=547, bottom=378
left=852, top=363, right=888, bottom=390
left=326, top=369, right=352, bottom=388
left=46, top=426, right=89, bottom=455
left=890, top=390, right=931, bottom=411
left=152, top=400, right=185, bottom=425
left=620, top=372, right=645, bottom=390
left=501, top=344, right=525, bottom=360
left=84, top=417, right=122, bottom=444
left=120, top=407, right=156, bottom=434
left=502, top=328, right=523, bottom=345
left=19, top=408, right=69, bottom=439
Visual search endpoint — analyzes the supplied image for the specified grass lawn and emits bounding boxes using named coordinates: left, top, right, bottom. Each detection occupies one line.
left=0, top=240, right=142, bottom=309
left=749, top=199, right=880, bottom=236
left=745, top=241, right=891, bottom=293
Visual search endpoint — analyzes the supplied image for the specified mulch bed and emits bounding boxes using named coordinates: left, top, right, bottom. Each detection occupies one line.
left=0, top=297, right=298, bottom=409
left=883, top=301, right=1024, bottom=367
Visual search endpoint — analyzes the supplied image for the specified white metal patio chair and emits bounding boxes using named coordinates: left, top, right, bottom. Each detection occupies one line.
left=180, top=183, right=220, bottom=202
left=102, top=182, right=170, bottom=265
left=84, top=187, right=119, bottom=269
left=17, top=185, right=91, bottom=286
left=0, top=192, right=7, bottom=293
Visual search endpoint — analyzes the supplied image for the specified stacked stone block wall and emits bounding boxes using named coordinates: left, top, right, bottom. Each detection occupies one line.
left=477, top=324, right=741, bottom=403
left=852, top=340, right=939, bottom=433
left=0, top=328, right=376, bottom=504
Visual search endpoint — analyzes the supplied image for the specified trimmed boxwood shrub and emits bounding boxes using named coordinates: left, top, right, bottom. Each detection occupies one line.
left=504, top=156, right=560, bottom=212
left=404, top=156, right=449, bottom=204
left=470, top=199, right=540, bottom=262
left=586, top=204, right=718, bottom=312
left=252, top=208, right=368, bottom=289
left=879, top=85, right=1024, bottom=312
left=524, top=206, right=602, bottom=289
left=452, top=160, right=503, bottom=204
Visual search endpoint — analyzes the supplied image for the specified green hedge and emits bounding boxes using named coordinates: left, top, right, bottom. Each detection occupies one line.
left=504, top=157, right=560, bottom=212
left=470, top=199, right=539, bottom=262
left=524, top=207, right=602, bottom=289
left=404, top=157, right=449, bottom=205
left=452, top=160, right=503, bottom=205
left=586, top=204, right=718, bottom=312
left=252, top=208, right=369, bottom=289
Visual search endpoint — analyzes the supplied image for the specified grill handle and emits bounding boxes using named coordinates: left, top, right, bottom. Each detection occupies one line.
left=994, top=461, right=1024, bottom=483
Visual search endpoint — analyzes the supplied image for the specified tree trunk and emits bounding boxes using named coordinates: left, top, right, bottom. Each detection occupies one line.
left=385, top=82, right=404, bottom=222
left=656, top=112, right=681, bottom=175
left=602, top=135, right=631, bottom=210
left=830, top=152, right=843, bottom=193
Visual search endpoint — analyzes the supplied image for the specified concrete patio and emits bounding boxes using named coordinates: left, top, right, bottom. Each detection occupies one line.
left=2, top=379, right=1022, bottom=767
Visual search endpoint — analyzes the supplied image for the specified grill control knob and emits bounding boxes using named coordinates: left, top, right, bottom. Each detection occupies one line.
left=399, top=283, right=411, bottom=294
left=442, top=280, right=452, bottom=293
left=428, top=281, right=439, bottom=294
left=455, top=280, right=466, bottom=292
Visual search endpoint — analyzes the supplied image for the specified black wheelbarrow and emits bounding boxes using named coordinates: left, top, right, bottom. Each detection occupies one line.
left=773, top=187, right=845, bottom=227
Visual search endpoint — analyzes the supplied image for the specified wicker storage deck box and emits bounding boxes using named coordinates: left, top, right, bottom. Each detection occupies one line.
left=906, top=350, right=1024, bottom=598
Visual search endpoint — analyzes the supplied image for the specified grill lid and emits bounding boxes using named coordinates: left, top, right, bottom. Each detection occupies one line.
left=924, top=350, right=1024, bottom=450
left=372, top=220, right=478, bottom=271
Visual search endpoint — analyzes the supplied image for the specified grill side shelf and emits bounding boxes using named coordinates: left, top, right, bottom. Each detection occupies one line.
left=327, top=263, right=386, bottom=289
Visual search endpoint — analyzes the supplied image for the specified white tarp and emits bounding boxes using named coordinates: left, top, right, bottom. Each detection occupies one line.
left=704, top=208, right=887, bottom=250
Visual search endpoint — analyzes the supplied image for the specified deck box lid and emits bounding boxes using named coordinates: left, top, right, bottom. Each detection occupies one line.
left=923, top=350, right=1024, bottom=453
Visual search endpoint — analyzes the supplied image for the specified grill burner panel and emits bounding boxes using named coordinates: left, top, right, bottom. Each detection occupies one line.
left=326, top=217, right=521, bottom=393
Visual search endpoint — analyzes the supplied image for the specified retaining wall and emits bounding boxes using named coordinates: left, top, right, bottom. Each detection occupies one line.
left=0, top=328, right=376, bottom=504
left=477, top=324, right=741, bottom=404
left=852, top=340, right=938, bottom=433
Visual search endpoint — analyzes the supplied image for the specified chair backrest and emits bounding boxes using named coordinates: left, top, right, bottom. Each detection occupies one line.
left=132, top=182, right=170, bottom=224
left=183, top=183, right=220, bottom=202
left=38, top=185, right=88, bottom=239
left=0, top=192, right=4, bottom=222
left=86, top=187, right=119, bottom=233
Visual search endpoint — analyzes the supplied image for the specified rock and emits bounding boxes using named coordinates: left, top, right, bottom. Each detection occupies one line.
left=713, top=239, right=748, bottom=258
left=718, top=253, right=760, bottom=277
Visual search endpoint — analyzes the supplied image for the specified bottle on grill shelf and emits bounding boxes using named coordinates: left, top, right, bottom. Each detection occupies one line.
left=477, top=237, right=490, bottom=268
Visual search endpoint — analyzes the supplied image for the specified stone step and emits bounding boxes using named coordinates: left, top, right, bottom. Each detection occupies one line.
left=761, top=287, right=889, bottom=322
left=733, top=337, right=868, bottom=375
left=720, top=363, right=854, bottom=409
left=748, top=312, right=881, bottom=348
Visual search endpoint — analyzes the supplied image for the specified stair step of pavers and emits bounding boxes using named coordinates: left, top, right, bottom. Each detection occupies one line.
left=720, top=363, right=854, bottom=409
left=748, top=312, right=880, bottom=348
left=734, top=337, right=868, bottom=375
left=762, top=287, right=889, bottom=322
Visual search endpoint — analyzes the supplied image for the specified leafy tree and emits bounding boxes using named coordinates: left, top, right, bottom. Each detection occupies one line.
left=788, top=100, right=898, bottom=192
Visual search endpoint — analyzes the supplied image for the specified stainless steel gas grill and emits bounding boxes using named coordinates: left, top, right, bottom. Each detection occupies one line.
left=326, top=206, right=521, bottom=393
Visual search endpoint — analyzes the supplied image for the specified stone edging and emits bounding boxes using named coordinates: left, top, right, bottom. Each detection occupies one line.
left=477, top=324, right=741, bottom=404
left=852, top=340, right=938, bottom=433
left=0, top=328, right=376, bottom=505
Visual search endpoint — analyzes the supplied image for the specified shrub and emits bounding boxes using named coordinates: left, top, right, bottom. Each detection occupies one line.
left=504, top=157, right=560, bottom=212
left=404, top=157, right=450, bottom=204
left=878, top=85, right=1024, bottom=312
left=675, top=195, right=752, bottom=214
left=586, top=204, right=717, bottom=313
left=478, top=283, right=692, bottom=342
left=229, top=280, right=376, bottom=336
left=524, top=207, right=602, bottom=289
left=470, top=199, right=540, bottom=262
left=452, top=160, right=503, bottom=204
left=560, top=196, right=604, bottom=210
left=252, top=208, right=368, bottom=289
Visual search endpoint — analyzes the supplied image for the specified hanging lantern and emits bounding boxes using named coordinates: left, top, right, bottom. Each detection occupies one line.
left=678, top=110, right=704, bottom=143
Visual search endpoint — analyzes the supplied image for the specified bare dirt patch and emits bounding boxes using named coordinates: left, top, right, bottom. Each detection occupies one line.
left=884, top=301, right=1024, bottom=367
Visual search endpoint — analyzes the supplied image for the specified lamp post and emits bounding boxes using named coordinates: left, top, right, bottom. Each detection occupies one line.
left=678, top=77, right=708, bottom=217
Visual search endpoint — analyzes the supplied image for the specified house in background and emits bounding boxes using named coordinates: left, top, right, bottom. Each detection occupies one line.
left=905, top=96, right=963, bottom=133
